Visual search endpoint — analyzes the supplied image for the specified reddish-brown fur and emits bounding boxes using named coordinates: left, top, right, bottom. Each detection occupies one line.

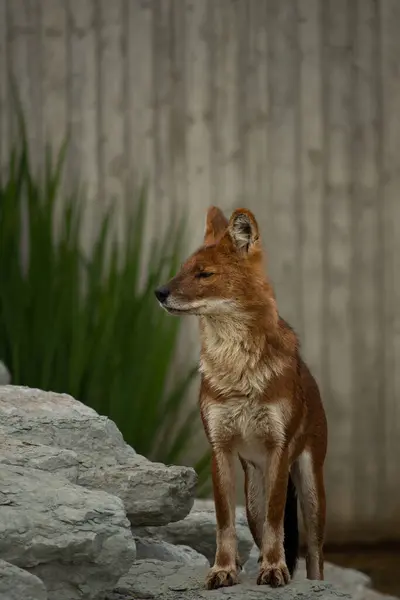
left=155, top=206, right=327, bottom=589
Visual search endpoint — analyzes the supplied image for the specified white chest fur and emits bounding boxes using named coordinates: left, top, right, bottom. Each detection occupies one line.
left=205, top=397, right=289, bottom=469
left=199, top=315, right=283, bottom=397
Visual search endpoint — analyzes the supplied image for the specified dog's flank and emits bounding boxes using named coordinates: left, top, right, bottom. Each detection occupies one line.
left=155, top=206, right=327, bottom=590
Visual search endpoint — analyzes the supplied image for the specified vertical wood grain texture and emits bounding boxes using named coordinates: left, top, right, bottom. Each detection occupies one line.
left=184, top=0, right=212, bottom=240
left=212, top=0, right=241, bottom=213
left=40, top=0, right=67, bottom=156
left=246, top=1, right=271, bottom=245
left=67, top=0, right=99, bottom=253
left=350, top=0, right=382, bottom=525
left=297, top=0, right=324, bottom=385
left=380, top=0, right=400, bottom=523
left=97, top=0, right=126, bottom=243
left=323, top=0, right=354, bottom=534
left=267, top=0, right=300, bottom=328
left=1, top=0, right=400, bottom=542
left=8, top=0, right=43, bottom=172
left=152, top=0, right=175, bottom=230
left=126, top=0, right=156, bottom=271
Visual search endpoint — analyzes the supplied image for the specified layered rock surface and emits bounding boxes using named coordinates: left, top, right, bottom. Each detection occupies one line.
left=0, top=384, right=397, bottom=600
left=0, top=559, right=47, bottom=600
left=108, top=560, right=353, bottom=600
left=0, top=385, right=196, bottom=526
left=134, top=537, right=209, bottom=566
left=136, top=499, right=253, bottom=565
left=0, top=463, right=136, bottom=600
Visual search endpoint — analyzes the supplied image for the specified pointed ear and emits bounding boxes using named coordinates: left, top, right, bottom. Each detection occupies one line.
left=204, top=206, right=229, bottom=245
left=228, top=208, right=260, bottom=254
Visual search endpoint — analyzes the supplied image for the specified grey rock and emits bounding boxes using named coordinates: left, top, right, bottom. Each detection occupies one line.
left=0, top=463, right=136, bottom=600
left=317, top=562, right=371, bottom=598
left=362, top=591, right=400, bottom=600
left=76, top=459, right=196, bottom=527
left=242, top=544, right=259, bottom=572
left=0, top=435, right=80, bottom=480
left=242, top=544, right=260, bottom=575
left=0, top=385, right=197, bottom=526
left=0, top=559, right=47, bottom=600
left=0, top=386, right=131, bottom=461
left=192, top=499, right=219, bottom=511
left=135, top=499, right=253, bottom=565
left=244, top=546, right=399, bottom=600
left=134, top=537, right=209, bottom=566
left=108, top=559, right=352, bottom=600
left=245, top=545, right=372, bottom=597
left=0, top=361, right=10, bottom=385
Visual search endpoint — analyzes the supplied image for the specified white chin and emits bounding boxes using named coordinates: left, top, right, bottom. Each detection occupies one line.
left=161, top=299, right=234, bottom=316
left=163, top=305, right=197, bottom=316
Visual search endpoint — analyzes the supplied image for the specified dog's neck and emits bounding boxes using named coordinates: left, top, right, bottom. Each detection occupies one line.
left=198, top=308, right=286, bottom=398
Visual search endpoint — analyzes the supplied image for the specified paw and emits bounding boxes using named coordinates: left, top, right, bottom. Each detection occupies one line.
left=205, top=567, right=239, bottom=590
left=257, top=562, right=290, bottom=587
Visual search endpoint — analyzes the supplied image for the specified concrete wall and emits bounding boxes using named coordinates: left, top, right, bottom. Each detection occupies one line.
left=1, top=0, right=400, bottom=544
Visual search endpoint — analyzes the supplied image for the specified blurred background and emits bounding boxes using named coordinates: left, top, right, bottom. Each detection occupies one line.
left=0, top=0, right=399, bottom=594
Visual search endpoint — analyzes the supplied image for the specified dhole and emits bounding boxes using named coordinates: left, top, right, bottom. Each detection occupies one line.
left=155, top=207, right=327, bottom=589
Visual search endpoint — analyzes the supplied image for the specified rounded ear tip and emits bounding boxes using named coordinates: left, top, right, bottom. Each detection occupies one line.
left=206, top=205, right=223, bottom=217
left=229, top=209, right=259, bottom=231
left=231, top=207, right=255, bottom=220
left=204, top=206, right=229, bottom=244
left=228, top=208, right=260, bottom=251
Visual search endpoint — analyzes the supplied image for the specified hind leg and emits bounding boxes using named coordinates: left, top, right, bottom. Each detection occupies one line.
left=240, top=457, right=265, bottom=550
left=292, top=448, right=325, bottom=580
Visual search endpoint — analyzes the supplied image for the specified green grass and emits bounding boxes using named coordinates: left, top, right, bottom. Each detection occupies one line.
left=0, top=119, right=211, bottom=496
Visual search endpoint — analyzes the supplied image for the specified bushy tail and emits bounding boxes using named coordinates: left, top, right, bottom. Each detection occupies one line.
left=284, top=474, right=299, bottom=576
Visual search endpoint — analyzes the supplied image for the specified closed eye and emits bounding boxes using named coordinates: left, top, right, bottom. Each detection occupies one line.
left=195, top=271, right=214, bottom=279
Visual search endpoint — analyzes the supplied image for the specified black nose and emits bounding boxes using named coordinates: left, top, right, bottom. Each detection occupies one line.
left=155, top=286, right=170, bottom=303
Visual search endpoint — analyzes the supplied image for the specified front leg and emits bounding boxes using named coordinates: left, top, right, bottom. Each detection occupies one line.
left=258, top=447, right=290, bottom=587
left=206, top=448, right=239, bottom=590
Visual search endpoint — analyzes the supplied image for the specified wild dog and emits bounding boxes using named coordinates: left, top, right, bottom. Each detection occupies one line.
left=155, top=206, right=327, bottom=590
